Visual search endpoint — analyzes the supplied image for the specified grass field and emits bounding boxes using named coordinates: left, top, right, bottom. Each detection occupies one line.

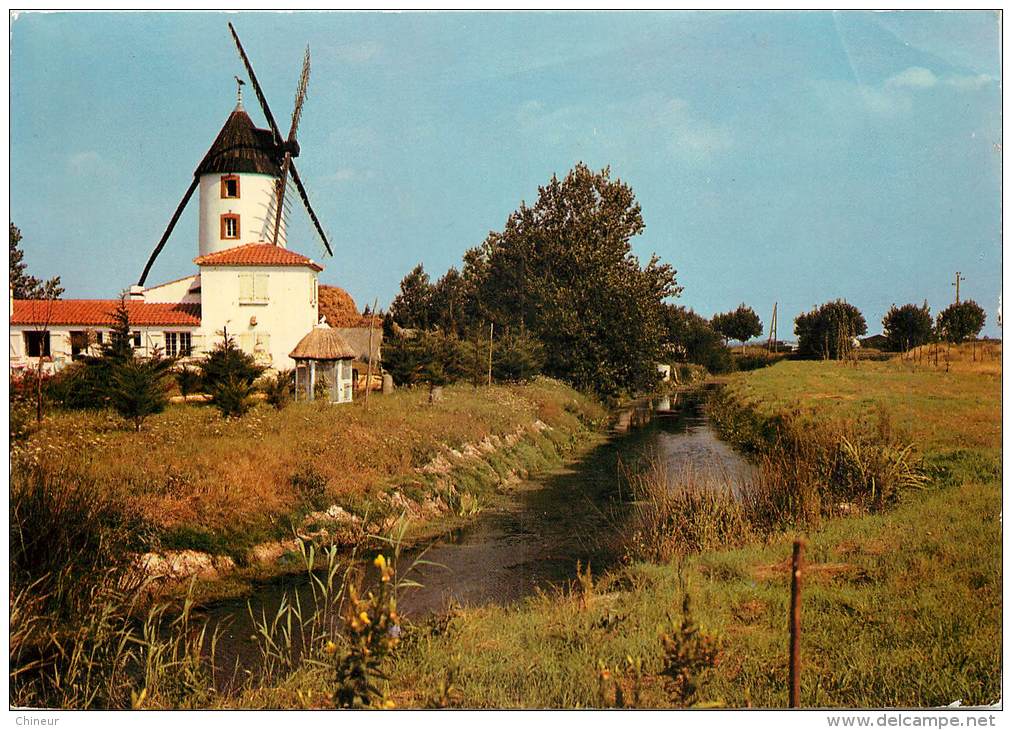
left=12, top=378, right=605, bottom=560
left=326, top=353, right=999, bottom=709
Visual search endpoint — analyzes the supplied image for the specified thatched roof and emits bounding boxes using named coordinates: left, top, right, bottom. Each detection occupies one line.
left=317, top=285, right=383, bottom=328
left=335, top=327, right=383, bottom=364
left=289, top=327, right=356, bottom=360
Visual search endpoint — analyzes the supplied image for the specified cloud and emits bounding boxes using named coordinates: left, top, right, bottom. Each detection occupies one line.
left=944, top=73, right=997, bottom=91
left=329, top=41, right=382, bottom=64
left=516, top=94, right=732, bottom=165
left=66, top=151, right=104, bottom=174
left=886, top=66, right=938, bottom=89
left=885, top=66, right=997, bottom=92
left=320, top=167, right=373, bottom=185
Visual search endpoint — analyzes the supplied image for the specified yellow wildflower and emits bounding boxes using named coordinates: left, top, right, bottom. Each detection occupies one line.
left=359, top=611, right=371, bottom=625
left=373, top=554, right=387, bottom=570
left=324, top=641, right=338, bottom=655
left=383, top=700, right=396, bottom=709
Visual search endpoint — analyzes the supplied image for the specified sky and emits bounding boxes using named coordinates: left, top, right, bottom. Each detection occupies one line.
left=9, top=11, right=1002, bottom=337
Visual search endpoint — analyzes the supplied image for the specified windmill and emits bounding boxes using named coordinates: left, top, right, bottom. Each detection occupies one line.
left=137, top=23, right=333, bottom=287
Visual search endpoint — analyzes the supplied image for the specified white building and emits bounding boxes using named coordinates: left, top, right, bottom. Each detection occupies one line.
left=10, top=99, right=326, bottom=375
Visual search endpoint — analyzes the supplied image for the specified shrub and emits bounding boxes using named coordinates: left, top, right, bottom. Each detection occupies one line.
left=175, top=364, right=201, bottom=401
left=199, top=334, right=264, bottom=417
left=109, top=357, right=173, bottom=431
left=261, top=369, right=294, bottom=409
left=209, top=374, right=257, bottom=419
left=492, top=330, right=546, bottom=382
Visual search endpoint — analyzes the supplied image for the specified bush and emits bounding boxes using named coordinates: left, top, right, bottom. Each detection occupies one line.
left=384, top=330, right=468, bottom=387
left=795, top=299, right=867, bottom=360
left=663, top=306, right=734, bottom=374
left=261, top=369, right=295, bottom=409
left=175, top=364, right=201, bottom=401
left=492, top=330, right=545, bottom=382
left=199, top=334, right=265, bottom=418
left=109, top=357, right=173, bottom=431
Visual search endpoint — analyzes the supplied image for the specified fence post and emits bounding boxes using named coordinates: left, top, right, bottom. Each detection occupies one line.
left=789, top=539, right=804, bottom=708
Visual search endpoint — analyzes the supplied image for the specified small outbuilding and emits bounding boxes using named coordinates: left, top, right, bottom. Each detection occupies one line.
left=289, top=324, right=356, bottom=404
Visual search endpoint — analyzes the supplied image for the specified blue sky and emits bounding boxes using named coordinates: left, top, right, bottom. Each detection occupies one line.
left=10, top=11, right=1002, bottom=337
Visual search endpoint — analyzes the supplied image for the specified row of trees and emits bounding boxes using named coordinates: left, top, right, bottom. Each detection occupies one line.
left=795, top=298, right=988, bottom=360
left=387, top=163, right=680, bottom=399
left=881, top=300, right=987, bottom=351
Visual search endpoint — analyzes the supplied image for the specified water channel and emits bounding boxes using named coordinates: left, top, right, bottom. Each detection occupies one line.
left=198, top=387, right=752, bottom=677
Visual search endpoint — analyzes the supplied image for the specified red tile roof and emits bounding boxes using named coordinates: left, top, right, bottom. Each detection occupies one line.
left=194, top=243, right=323, bottom=271
left=11, top=300, right=201, bottom=327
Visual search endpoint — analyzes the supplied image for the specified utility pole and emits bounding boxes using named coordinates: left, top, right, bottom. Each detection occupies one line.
left=364, top=297, right=378, bottom=408
left=952, top=271, right=965, bottom=304
left=767, top=302, right=778, bottom=353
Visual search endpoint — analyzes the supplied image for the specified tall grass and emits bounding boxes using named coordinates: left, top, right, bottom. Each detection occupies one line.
left=623, top=389, right=929, bottom=562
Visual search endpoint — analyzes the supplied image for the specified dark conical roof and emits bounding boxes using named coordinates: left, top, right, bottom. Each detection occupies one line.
left=194, top=106, right=282, bottom=177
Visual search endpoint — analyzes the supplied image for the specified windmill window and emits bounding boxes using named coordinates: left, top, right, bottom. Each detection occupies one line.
left=220, top=175, right=240, bottom=199
left=220, top=214, right=240, bottom=240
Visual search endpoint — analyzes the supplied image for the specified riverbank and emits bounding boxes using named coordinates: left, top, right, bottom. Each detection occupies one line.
left=11, top=378, right=607, bottom=605
left=220, top=355, right=999, bottom=708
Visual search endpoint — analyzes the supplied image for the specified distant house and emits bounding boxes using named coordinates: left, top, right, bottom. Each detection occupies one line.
left=336, top=327, right=383, bottom=391
left=859, top=334, right=889, bottom=350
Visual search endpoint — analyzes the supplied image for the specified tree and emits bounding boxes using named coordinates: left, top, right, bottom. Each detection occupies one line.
left=936, top=300, right=986, bottom=344
left=10, top=223, right=63, bottom=300
left=882, top=302, right=933, bottom=352
left=711, top=304, right=763, bottom=345
left=390, top=264, right=434, bottom=330
left=175, top=365, right=201, bottom=402
left=662, top=305, right=733, bottom=374
left=492, top=330, right=546, bottom=383
left=199, top=332, right=265, bottom=418
left=461, top=163, right=679, bottom=398
left=794, top=300, right=867, bottom=360
left=109, top=356, right=172, bottom=432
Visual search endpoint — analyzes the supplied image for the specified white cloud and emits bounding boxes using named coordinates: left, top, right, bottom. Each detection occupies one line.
left=329, top=41, right=382, bottom=64
left=66, top=151, right=103, bottom=174
left=944, top=73, right=997, bottom=91
left=516, top=94, right=732, bottom=165
left=886, top=66, right=938, bottom=89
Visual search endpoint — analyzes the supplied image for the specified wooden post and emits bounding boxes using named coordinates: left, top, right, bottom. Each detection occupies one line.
left=309, top=360, right=316, bottom=402
left=364, top=297, right=378, bottom=408
left=487, top=322, right=494, bottom=387
left=789, top=539, right=804, bottom=708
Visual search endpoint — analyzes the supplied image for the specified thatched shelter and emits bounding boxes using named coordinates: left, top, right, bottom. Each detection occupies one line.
left=289, top=325, right=355, bottom=404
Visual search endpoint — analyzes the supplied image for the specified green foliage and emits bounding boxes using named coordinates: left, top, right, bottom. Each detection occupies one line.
left=261, top=369, right=294, bottom=409
left=331, top=554, right=401, bottom=708
left=10, top=222, right=63, bottom=300
left=210, top=374, right=257, bottom=419
left=711, top=304, right=763, bottom=345
left=492, top=330, right=546, bottom=382
left=47, top=296, right=137, bottom=410
left=384, top=330, right=468, bottom=387
left=390, top=263, right=434, bottom=329
left=109, top=356, right=173, bottom=431
left=659, top=592, right=721, bottom=706
left=199, top=333, right=265, bottom=418
left=175, top=364, right=202, bottom=400
left=936, top=300, right=986, bottom=344
left=794, top=299, right=867, bottom=359
left=663, top=305, right=733, bottom=374
left=882, top=302, right=933, bottom=352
